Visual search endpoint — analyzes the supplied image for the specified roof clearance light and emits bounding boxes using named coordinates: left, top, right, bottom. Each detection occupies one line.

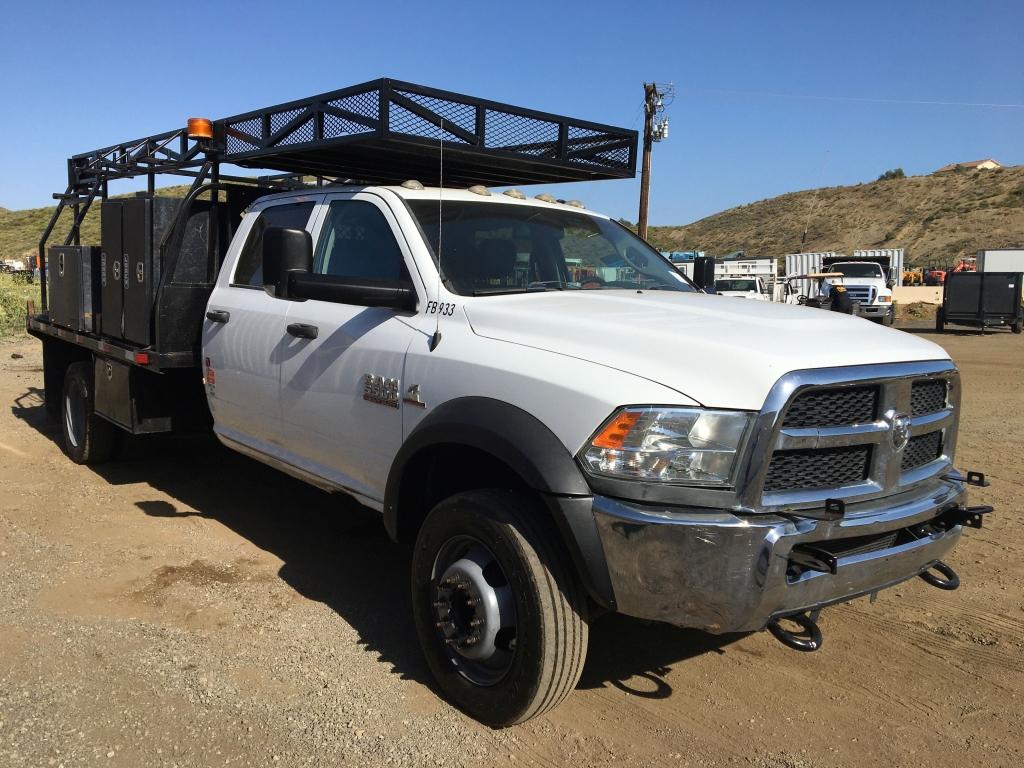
left=566, top=200, right=585, bottom=209
left=534, top=193, right=557, bottom=203
left=401, top=179, right=425, bottom=190
left=503, top=189, right=526, bottom=200
left=187, top=117, right=214, bottom=140
left=468, top=185, right=491, bottom=196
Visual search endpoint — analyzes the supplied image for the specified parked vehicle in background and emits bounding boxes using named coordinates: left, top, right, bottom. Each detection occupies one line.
left=715, top=275, right=770, bottom=300
left=903, top=268, right=924, bottom=286
left=823, top=261, right=895, bottom=325
left=1, top=258, right=35, bottom=281
left=779, top=272, right=856, bottom=314
left=936, top=272, right=1023, bottom=334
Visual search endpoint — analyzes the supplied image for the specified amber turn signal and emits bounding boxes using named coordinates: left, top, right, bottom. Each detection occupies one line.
left=591, top=411, right=641, bottom=449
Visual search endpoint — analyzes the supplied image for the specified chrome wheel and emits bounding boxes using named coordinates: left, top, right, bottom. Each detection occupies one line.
left=431, top=536, right=516, bottom=686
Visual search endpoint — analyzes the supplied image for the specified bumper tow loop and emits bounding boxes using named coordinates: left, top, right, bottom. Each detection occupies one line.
left=919, top=560, right=960, bottom=591
left=767, top=612, right=823, bottom=652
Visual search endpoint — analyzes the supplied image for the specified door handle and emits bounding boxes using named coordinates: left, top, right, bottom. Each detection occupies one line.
left=287, top=323, right=319, bottom=340
left=206, top=309, right=230, bottom=323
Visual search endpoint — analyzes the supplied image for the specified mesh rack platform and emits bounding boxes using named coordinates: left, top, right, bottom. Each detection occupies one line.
left=69, top=78, right=638, bottom=189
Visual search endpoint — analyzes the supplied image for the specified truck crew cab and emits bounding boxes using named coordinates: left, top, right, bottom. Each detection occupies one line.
left=28, top=80, right=992, bottom=726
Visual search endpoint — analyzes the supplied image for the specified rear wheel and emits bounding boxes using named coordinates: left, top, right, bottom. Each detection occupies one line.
left=411, top=489, right=588, bottom=726
left=935, top=307, right=945, bottom=332
left=61, top=362, right=116, bottom=464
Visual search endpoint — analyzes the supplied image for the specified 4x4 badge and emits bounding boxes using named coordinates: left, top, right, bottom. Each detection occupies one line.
left=403, top=384, right=426, bottom=409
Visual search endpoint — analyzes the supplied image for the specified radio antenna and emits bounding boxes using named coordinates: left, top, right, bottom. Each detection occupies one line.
left=429, top=119, right=444, bottom=351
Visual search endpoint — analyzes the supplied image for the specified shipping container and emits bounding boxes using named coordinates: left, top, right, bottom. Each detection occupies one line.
left=977, top=249, right=1024, bottom=273
left=784, top=252, right=840, bottom=298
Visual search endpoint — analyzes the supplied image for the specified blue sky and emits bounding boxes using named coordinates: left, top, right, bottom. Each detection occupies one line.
left=1, top=0, right=1021, bottom=225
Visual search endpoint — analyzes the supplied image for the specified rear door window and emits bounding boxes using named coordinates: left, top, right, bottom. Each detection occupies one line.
left=233, top=201, right=316, bottom=287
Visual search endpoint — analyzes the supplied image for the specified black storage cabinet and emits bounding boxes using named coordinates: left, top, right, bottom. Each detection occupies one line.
left=937, top=271, right=1023, bottom=332
left=100, top=196, right=180, bottom=345
left=46, top=245, right=101, bottom=332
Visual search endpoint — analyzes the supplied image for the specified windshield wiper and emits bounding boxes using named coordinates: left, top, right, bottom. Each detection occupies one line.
left=471, top=286, right=551, bottom=296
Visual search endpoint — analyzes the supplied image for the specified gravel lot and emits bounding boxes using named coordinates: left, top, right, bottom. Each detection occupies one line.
left=1, top=324, right=1021, bottom=767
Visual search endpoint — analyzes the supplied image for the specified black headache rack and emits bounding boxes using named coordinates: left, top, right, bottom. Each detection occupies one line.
left=31, top=77, right=639, bottom=371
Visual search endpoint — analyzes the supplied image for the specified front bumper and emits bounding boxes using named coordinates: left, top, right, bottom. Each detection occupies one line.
left=593, top=480, right=966, bottom=633
left=858, top=303, right=893, bottom=317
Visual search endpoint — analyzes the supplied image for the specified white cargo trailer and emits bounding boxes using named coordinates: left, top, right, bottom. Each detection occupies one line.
left=977, top=249, right=1024, bottom=273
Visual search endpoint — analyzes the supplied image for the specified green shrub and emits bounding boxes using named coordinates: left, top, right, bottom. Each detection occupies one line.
left=0, top=272, right=41, bottom=338
left=877, top=168, right=906, bottom=181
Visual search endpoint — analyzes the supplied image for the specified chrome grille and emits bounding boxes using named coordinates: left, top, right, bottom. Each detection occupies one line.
left=901, top=431, right=943, bottom=471
left=783, top=386, right=878, bottom=428
left=911, top=379, right=947, bottom=416
left=749, top=364, right=960, bottom=510
left=844, top=286, right=874, bottom=304
left=763, top=445, right=872, bottom=492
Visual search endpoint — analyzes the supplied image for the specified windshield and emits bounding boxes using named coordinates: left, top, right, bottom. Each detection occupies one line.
left=408, top=200, right=697, bottom=296
left=717, top=278, right=758, bottom=291
left=830, top=263, right=883, bottom=278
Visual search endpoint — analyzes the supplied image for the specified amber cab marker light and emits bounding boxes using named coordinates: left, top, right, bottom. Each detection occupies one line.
left=187, top=117, right=214, bottom=140
left=592, top=411, right=642, bottom=450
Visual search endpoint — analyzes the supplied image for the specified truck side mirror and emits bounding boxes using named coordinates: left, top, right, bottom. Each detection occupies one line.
left=263, top=227, right=312, bottom=299
left=887, top=279, right=896, bottom=289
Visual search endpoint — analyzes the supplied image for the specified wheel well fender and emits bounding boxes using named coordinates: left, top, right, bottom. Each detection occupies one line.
left=384, top=397, right=615, bottom=609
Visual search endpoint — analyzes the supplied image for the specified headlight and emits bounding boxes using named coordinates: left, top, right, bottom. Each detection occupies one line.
left=580, top=407, right=753, bottom=486
left=878, top=295, right=892, bottom=303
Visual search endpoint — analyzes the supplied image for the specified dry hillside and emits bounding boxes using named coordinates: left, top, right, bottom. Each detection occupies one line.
left=649, top=166, right=1024, bottom=266
left=2, top=170, right=1022, bottom=267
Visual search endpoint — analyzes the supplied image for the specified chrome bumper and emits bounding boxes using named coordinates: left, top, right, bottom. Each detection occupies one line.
left=593, top=480, right=966, bottom=633
left=858, top=304, right=893, bottom=316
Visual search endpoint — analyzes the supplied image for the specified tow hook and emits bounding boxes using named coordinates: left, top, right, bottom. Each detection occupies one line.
left=919, top=560, right=960, bottom=591
left=767, top=610, right=823, bottom=652
left=942, top=469, right=990, bottom=487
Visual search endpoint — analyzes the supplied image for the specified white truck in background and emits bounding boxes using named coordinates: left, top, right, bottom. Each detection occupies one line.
left=821, top=261, right=896, bottom=325
left=715, top=275, right=770, bottom=300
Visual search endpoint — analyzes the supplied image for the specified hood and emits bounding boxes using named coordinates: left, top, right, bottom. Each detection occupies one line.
left=826, top=276, right=887, bottom=287
left=463, top=291, right=949, bottom=411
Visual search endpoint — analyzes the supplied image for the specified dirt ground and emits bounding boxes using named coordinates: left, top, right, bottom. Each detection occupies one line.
left=0, top=323, right=1021, bottom=768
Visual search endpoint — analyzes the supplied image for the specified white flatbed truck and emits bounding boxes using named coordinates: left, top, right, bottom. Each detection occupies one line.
left=28, top=79, right=993, bottom=725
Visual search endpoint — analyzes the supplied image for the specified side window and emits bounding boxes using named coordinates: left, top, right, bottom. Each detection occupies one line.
left=313, top=200, right=406, bottom=281
left=233, top=201, right=316, bottom=287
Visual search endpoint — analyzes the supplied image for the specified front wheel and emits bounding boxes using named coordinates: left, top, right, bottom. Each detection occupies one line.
left=411, top=490, right=588, bottom=726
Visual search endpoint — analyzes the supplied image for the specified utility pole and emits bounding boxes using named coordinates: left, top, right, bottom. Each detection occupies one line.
left=637, top=82, right=672, bottom=241
left=638, top=83, right=656, bottom=241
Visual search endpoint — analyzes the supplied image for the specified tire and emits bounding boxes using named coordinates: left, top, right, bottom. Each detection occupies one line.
left=61, top=361, right=116, bottom=464
left=1012, top=320, right=1022, bottom=335
left=935, top=307, right=945, bottom=333
left=882, top=310, right=895, bottom=327
left=411, top=489, right=588, bottom=726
